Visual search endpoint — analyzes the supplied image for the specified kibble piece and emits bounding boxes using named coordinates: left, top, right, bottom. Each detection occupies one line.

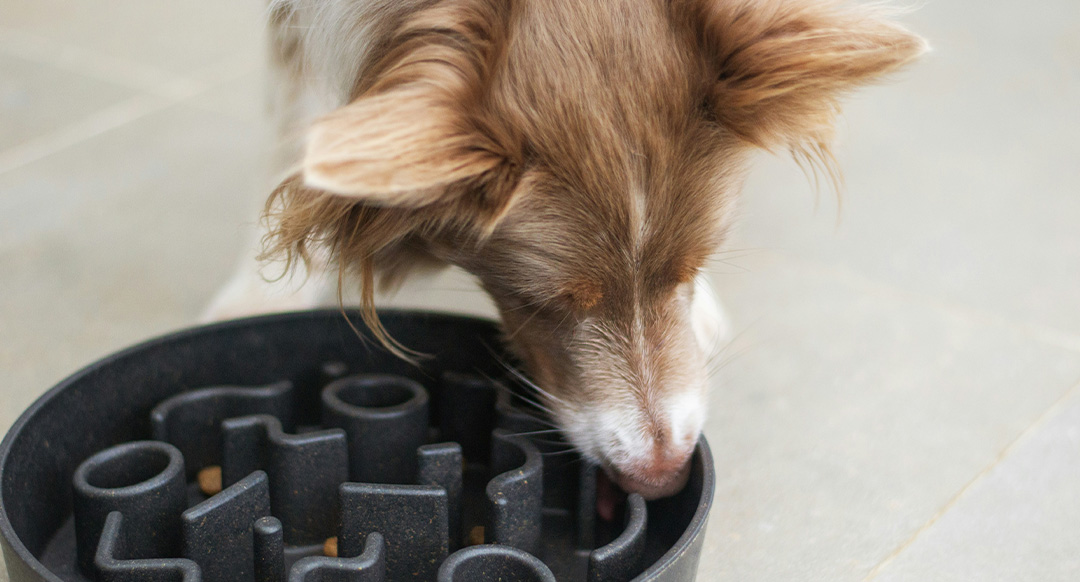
left=197, top=466, right=223, bottom=496
left=323, top=537, right=338, bottom=557
left=467, top=525, right=485, bottom=546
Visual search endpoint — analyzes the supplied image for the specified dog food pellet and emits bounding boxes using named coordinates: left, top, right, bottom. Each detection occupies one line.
left=323, top=536, right=338, bottom=557
left=197, top=466, right=222, bottom=496
left=467, top=525, right=485, bottom=546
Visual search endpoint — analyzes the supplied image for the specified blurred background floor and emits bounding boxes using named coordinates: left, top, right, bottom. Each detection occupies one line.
left=2, top=1, right=1079, bottom=580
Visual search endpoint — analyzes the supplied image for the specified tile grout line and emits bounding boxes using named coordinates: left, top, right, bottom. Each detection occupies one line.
left=0, top=95, right=168, bottom=175
left=767, top=250, right=1080, bottom=355
left=0, top=26, right=199, bottom=99
left=0, top=54, right=257, bottom=176
left=861, top=375, right=1080, bottom=581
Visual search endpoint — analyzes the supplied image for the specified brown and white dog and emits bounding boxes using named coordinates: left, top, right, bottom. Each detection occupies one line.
left=206, top=0, right=925, bottom=499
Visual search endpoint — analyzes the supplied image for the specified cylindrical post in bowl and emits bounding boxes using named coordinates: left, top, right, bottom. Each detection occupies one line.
left=71, top=440, right=187, bottom=575
left=321, top=374, right=430, bottom=484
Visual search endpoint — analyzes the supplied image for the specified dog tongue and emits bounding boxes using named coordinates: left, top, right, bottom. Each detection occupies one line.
left=596, top=469, right=628, bottom=522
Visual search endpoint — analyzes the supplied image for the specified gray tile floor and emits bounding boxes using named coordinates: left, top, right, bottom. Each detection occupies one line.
left=2, top=1, right=1078, bottom=580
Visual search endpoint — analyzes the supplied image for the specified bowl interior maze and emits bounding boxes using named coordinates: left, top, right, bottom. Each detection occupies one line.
left=0, top=311, right=713, bottom=582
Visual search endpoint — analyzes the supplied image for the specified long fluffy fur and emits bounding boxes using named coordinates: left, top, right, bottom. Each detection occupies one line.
left=263, top=0, right=924, bottom=351
left=258, top=0, right=925, bottom=496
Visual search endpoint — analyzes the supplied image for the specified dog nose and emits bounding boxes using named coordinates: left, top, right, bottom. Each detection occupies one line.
left=607, top=446, right=693, bottom=500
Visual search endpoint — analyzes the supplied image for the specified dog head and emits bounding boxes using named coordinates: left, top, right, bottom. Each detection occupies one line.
left=267, top=0, right=925, bottom=498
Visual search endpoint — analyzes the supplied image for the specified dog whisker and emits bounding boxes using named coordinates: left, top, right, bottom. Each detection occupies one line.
left=481, top=343, right=570, bottom=408
left=478, top=370, right=562, bottom=422
left=539, top=448, right=583, bottom=458
left=500, top=428, right=564, bottom=438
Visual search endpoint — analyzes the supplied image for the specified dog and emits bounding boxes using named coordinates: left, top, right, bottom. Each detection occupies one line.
left=205, top=0, right=925, bottom=499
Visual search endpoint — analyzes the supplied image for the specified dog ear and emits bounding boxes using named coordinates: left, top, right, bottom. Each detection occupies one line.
left=301, top=0, right=519, bottom=219
left=303, top=87, right=509, bottom=208
left=267, top=1, right=521, bottom=357
left=686, top=0, right=927, bottom=151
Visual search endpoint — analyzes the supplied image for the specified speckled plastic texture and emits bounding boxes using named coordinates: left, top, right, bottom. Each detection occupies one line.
left=0, top=310, right=714, bottom=582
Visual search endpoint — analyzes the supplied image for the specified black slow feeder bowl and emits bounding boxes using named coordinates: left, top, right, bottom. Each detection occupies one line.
left=1, top=310, right=714, bottom=582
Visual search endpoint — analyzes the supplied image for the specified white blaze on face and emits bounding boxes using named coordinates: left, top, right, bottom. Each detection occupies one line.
left=663, top=383, right=707, bottom=454
left=595, top=404, right=654, bottom=469
left=556, top=371, right=706, bottom=500
left=600, top=381, right=705, bottom=467
left=557, top=305, right=708, bottom=493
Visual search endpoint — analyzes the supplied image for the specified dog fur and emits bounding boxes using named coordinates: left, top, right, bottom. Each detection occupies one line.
left=207, top=0, right=925, bottom=498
